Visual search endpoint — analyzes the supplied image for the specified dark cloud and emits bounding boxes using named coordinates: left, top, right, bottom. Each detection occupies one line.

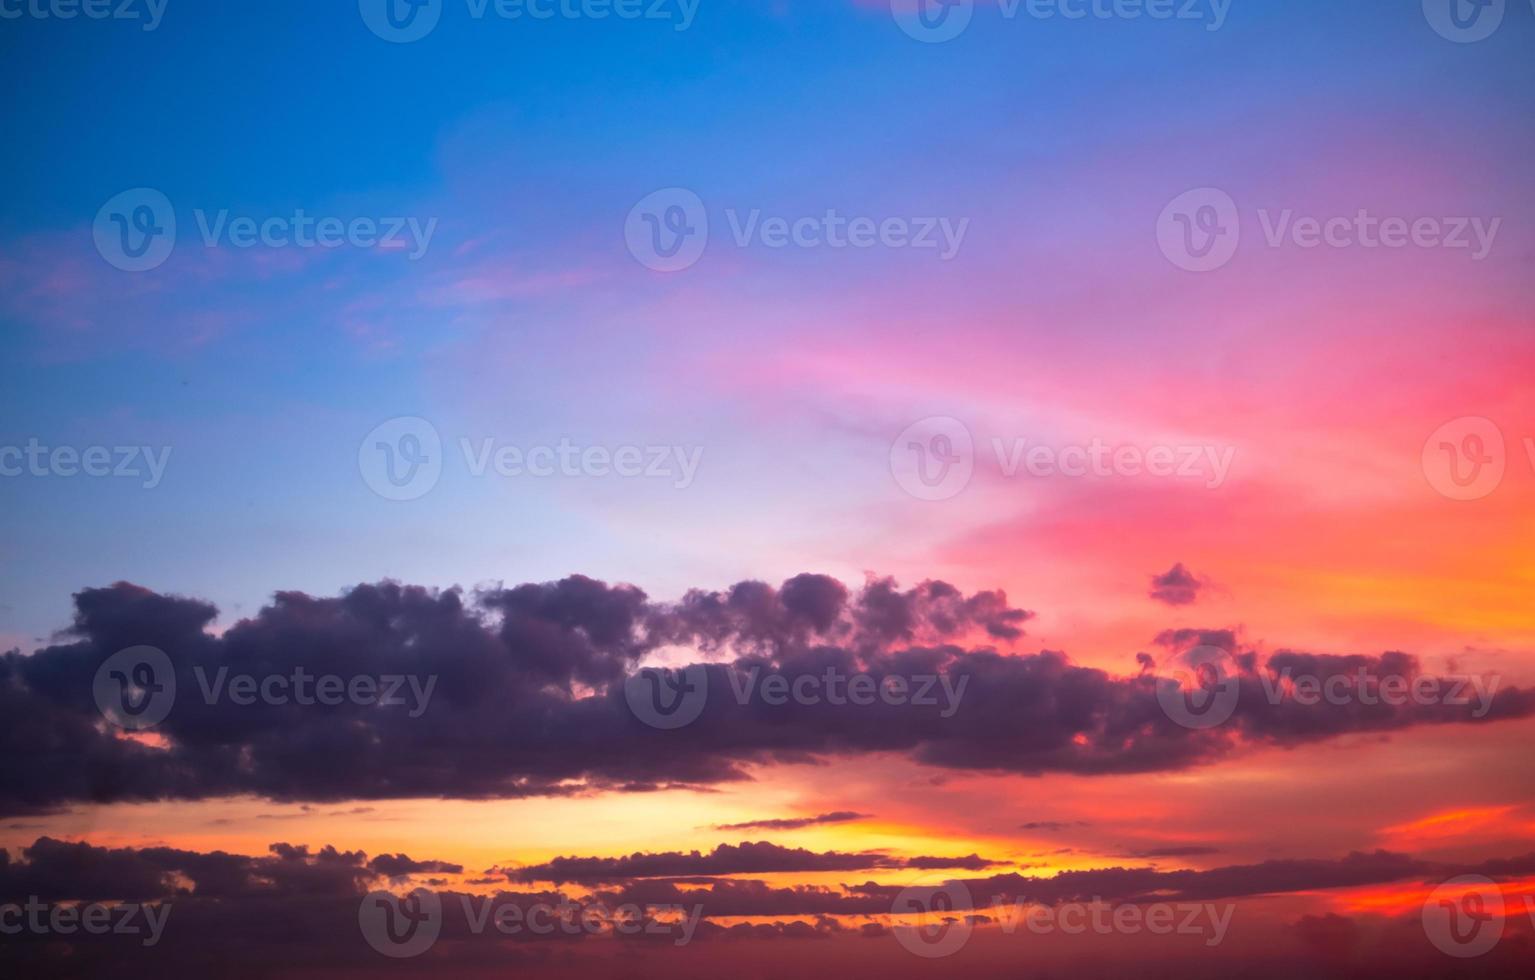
left=712, top=811, right=869, bottom=832
left=1020, top=821, right=1090, bottom=832
left=510, top=842, right=999, bottom=884
left=1, top=576, right=1529, bottom=815
left=3, top=836, right=1534, bottom=977
left=369, top=853, right=465, bottom=877
left=901, top=854, right=1001, bottom=870
left=1120, top=846, right=1222, bottom=859
left=1149, top=564, right=1206, bottom=606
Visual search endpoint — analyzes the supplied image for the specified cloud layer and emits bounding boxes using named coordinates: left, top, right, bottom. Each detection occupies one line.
left=2, top=575, right=1529, bottom=815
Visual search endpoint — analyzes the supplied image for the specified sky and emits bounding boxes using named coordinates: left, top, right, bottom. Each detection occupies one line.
left=1, top=0, right=1534, bottom=976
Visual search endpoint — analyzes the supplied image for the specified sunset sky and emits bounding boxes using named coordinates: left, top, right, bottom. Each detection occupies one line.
left=2, top=1, right=1534, bottom=977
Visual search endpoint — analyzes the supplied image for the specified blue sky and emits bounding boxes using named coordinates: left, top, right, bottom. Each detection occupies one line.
left=2, top=0, right=1533, bottom=646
